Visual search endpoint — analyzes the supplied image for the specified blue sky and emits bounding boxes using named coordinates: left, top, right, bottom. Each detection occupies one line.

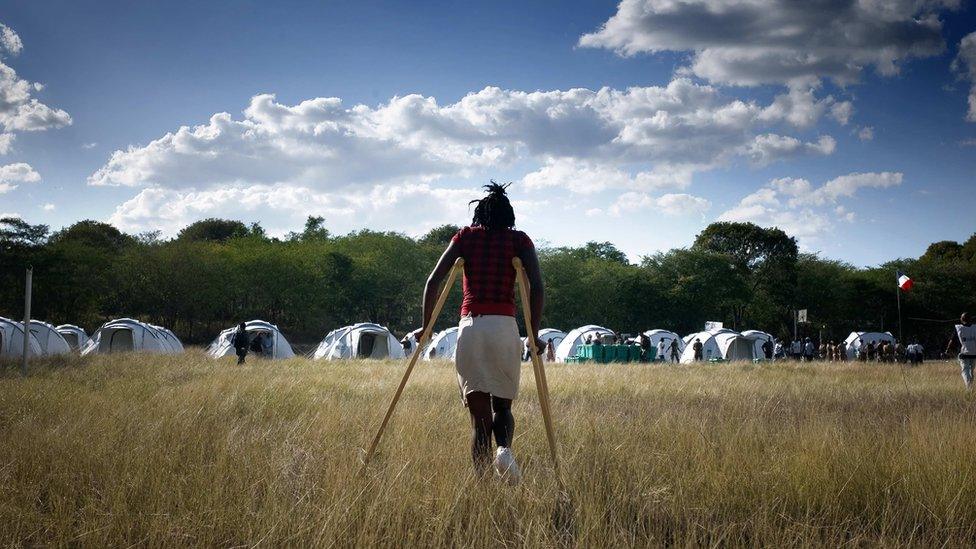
left=0, top=0, right=974, bottom=266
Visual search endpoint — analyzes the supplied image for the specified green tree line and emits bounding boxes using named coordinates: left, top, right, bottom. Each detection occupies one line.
left=1, top=216, right=974, bottom=349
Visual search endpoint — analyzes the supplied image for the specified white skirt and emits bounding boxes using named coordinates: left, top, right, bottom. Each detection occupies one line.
left=454, top=315, right=522, bottom=404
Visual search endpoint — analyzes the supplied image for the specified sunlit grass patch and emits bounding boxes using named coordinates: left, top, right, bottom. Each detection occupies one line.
left=0, top=352, right=974, bottom=546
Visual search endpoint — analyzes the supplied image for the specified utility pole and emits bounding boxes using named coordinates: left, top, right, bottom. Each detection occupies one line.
left=22, top=266, right=32, bottom=376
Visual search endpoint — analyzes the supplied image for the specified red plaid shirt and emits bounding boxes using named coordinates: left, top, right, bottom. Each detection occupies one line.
left=452, top=226, right=534, bottom=317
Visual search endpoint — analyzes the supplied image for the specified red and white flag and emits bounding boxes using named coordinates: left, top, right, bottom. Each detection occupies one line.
left=897, top=270, right=913, bottom=291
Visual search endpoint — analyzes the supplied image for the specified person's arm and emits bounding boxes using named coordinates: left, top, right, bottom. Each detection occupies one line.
left=517, top=244, right=545, bottom=352
left=421, top=240, right=462, bottom=334
left=946, top=334, right=958, bottom=356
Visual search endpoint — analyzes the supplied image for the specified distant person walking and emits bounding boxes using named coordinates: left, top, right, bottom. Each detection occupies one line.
left=803, top=337, right=815, bottom=362
left=946, top=313, right=976, bottom=390
left=908, top=339, right=924, bottom=366
left=669, top=338, right=680, bottom=363
left=638, top=332, right=651, bottom=362
left=545, top=338, right=555, bottom=362
left=655, top=337, right=665, bottom=363
left=421, top=182, right=543, bottom=484
left=232, top=322, right=249, bottom=364
left=790, top=339, right=802, bottom=361
left=762, top=338, right=773, bottom=360
left=693, top=338, right=703, bottom=362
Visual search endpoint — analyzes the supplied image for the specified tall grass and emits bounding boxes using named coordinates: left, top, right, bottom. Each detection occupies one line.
left=1, top=352, right=975, bottom=547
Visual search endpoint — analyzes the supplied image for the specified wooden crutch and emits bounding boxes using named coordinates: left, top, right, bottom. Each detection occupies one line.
left=512, top=257, right=562, bottom=479
left=359, top=257, right=464, bottom=476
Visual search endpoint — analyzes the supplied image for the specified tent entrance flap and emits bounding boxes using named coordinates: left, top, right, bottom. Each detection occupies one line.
left=357, top=332, right=390, bottom=359
left=727, top=338, right=752, bottom=361
left=357, top=333, right=376, bottom=358
left=108, top=329, right=134, bottom=352
left=62, top=332, right=79, bottom=348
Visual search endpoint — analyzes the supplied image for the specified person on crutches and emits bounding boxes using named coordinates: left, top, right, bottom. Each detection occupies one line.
left=421, top=182, right=544, bottom=485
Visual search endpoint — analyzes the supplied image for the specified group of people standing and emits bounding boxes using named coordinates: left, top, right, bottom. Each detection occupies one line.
left=773, top=337, right=926, bottom=364
left=853, top=339, right=908, bottom=363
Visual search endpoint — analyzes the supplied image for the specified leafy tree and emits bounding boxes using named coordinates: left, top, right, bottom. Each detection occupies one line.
left=921, top=240, right=963, bottom=262
left=248, top=222, right=268, bottom=239
left=0, top=218, right=50, bottom=317
left=419, top=224, right=461, bottom=247
left=641, top=248, right=747, bottom=333
left=0, top=217, right=49, bottom=251
left=961, top=233, right=976, bottom=262
left=0, top=216, right=967, bottom=351
left=177, top=218, right=250, bottom=242
left=559, top=241, right=629, bottom=265
left=50, top=220, right=133, bottom=250
left=692, top=222, right=798, bottom=329
left=287, top=216, right=331, bottom=241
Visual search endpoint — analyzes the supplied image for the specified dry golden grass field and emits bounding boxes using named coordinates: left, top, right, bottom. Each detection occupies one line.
left=2, top=351, right=976, bottom=547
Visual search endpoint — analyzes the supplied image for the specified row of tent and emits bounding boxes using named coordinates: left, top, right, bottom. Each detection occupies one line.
left=550, top=326, right=896, bottom=363
left=0, top=317, right=183, bottom=359
left=1, top=315, right=898, bottom=365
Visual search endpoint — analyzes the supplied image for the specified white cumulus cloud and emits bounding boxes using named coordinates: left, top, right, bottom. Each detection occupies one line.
left=718, top=171, right=903, bottom=243
left=580, top=0, right=955, bottom=87
left=746, top=134, right=835, bottom=165
left=107, top=182, right=484, bottom=238
left=93, top=79, right=850, bottom=232
left=521, top=158, right=698, bottom=194
left=953, top=31, right=976, bottom=122
left=609, top=191, right=710, bottom=217
left=0, top=22, right=71, bottom=153
left=0, top=24, right=22, bottom=56
left=90, top=79, right=845, bottom=190
left=0, top=161, right=39, bottom=193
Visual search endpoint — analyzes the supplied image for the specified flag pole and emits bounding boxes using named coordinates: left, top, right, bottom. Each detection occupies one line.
left=895, top=270, right=903, bottom=343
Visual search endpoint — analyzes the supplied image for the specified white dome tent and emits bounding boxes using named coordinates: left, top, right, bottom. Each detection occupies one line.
left=680, top=329, right=756, bottom=363
left=643, top=329, right=684, bottom=362
left=843, top=331, right=895, bottom=359
left=28, top=320, right=71, bottom=355
left=0, top=317, right=42, bottom=359
left=151, top=325, right=184, bottom=353
left=314, top=323, right=406, bottom=360
left=82, top=318, right=183, bottom=355
left=206, top=320, right=295, bottom=360
left=56, top=324, right=89, bottom=351
left=524, top=328, right=568, bottom=362
left=555, top=324, right=614, bottom=362
left=741, top=330, right=775, bottom=359
left=424, top=327, right=458, bottom=360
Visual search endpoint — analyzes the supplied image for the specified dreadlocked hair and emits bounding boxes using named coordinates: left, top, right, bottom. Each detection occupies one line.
left=470, top=181, right=516, bottom=230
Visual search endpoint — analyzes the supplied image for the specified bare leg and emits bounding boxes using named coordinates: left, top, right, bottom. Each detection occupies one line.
left=466, top=391, right=493, bottom=475
left=491, top=395, right=514, bottom=448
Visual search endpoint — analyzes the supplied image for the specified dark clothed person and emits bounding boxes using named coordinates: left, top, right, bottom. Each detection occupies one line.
left=232, top=323, right=249, bottom=365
